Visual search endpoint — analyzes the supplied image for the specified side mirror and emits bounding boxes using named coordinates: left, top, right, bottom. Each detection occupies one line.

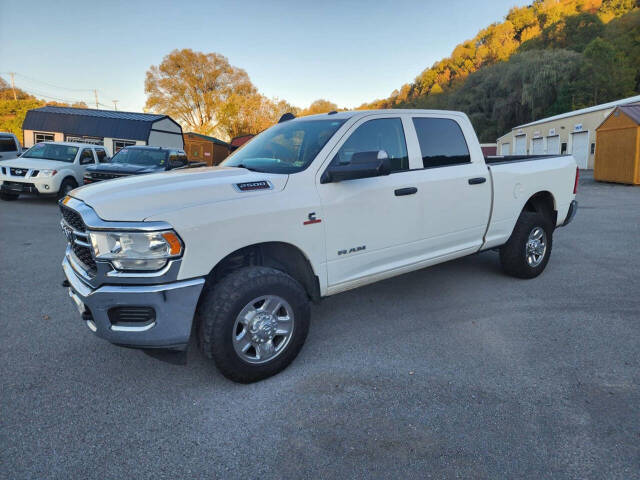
left=321, top=150, right=390, bottom=184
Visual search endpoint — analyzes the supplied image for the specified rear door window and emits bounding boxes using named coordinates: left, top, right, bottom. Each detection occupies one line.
left=0, top=137, right=18, bottom=152
left=412, top=118, right=471, bottom=168
left=95, top=149, right=108, bottom=163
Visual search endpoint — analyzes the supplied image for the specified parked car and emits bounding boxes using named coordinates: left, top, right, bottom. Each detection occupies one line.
left=0, top=142, right=107, bottom=200
left=0, top=132, right=22, bottom=161
left=83, top=146, right=205, bottom=184
left=59, top=110, right=578, bottom=382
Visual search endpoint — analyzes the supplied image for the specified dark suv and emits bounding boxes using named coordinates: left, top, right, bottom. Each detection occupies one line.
left=83, top=146, right=205, bottom=184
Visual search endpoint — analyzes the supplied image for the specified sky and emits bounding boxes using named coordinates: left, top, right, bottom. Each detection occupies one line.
left=0, top=0, right=530, bottom=112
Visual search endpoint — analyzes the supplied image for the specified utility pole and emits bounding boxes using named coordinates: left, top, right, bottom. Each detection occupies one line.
left=94, top=90, right=99, bottom=109
left=112, top=100, right=119, bottom=111
left=10, top=73, right=17, bottom=101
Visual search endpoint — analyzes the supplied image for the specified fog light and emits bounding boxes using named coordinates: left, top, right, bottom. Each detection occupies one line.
left=44, top=185, right=49, bottom=190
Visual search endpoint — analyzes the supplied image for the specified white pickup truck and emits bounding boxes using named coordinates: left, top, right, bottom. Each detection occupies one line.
left=60, top=110, right=578, bottom=382
left=0, top=141, right=107, bottom=201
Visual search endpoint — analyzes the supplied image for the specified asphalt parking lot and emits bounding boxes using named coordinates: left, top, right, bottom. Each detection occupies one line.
left=1, top=171, right=639, bottom=479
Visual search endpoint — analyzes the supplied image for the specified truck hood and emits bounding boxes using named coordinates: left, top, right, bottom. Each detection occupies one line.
left=86, top=163, right=161, bottom=174
left=0, top=157, right=73, bottom=170
left=71, top=166, right=289, bottom=221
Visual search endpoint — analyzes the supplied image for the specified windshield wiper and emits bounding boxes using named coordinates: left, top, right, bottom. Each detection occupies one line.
left=235, top=164, right=265, bottom=173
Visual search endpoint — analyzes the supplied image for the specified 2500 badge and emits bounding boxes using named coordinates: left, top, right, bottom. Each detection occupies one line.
left=338, top=245, right=366, bottom=256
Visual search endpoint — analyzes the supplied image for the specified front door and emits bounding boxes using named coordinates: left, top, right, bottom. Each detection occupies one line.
left=317, top=116, right=422, bottom=288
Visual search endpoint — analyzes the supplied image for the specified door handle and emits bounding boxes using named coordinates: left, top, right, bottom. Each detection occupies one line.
left=395, top=187, right=417, bottom=196
left=468, top=177, right=486, bottom=185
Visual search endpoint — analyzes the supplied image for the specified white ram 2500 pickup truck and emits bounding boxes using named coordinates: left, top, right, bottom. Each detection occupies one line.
left=60, top=110, right=578, bottom=382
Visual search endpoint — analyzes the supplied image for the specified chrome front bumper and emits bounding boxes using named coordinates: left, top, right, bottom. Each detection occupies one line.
left=62, top=256, right=205, bottom=349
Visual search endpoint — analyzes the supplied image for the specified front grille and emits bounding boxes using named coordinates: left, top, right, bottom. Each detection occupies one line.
left=31, top=170, right=39, bottom=177
left=91, top=172, right=127, bottom=181
left=60, top=205, right=97, bottom=276
left=1, top=167, right=6, bottom=175
left=108, top=306, right=156, bottom=325
left=10, top=167, right=27, bottom=176
left=2, top=181, right=36, bottom=193
left=71, top=242, right=97, bottom=275
left=60, top=205, right=86, bottom=232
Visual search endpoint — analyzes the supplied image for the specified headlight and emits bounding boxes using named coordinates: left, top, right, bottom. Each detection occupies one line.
left=88, top=230, right=183, bottom=271
left=38, top=169, right=57, bottom=177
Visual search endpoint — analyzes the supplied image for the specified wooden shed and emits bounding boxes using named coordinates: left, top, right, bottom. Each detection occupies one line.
left=183, top=132, right=229, bottom=166
left=594, top=105, right=640, bottom=185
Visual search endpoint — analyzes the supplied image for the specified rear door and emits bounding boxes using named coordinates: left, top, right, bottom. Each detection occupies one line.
left=407, top=115, right=492, bottom=257
left=317, top=115, right=422, bottom=287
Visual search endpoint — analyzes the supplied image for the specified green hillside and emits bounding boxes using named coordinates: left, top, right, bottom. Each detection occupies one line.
left=362, top=0, right=640, bottom=142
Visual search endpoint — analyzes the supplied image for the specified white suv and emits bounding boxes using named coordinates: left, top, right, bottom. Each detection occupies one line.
left=0, top=142, right=106, bottom=201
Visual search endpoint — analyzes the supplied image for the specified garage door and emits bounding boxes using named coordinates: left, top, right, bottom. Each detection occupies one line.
left=500, top=143, right=510, bottom=155
left=531, top=137, right=544, bottom=155
left=546, top=136, right=560, bottom=155
left=571, top=131, right=589, bottom=169
left=514, top=135, right=527, bottom=155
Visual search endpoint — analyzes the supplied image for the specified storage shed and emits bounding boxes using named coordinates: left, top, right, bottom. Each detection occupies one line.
left=594, top=104, right=640, bottom=185
left=183, top=132, right=229, bottom=166
left=22, top=106, right=184, bottom=156
left=230, top=134, right=254, bottom=151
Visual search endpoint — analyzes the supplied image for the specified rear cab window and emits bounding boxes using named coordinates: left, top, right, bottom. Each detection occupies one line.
left=412, top=117, right=471, bottom=168
left=95, top=149, right=108, bottom=163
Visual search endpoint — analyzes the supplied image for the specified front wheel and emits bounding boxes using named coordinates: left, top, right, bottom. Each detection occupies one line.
left=57, top=177, right=77, bottom=199
left=0, top=192, right=19, bottom=201
left=500, top=211, right=553, bottom=279
left=197, top=266, right=310, bottom=383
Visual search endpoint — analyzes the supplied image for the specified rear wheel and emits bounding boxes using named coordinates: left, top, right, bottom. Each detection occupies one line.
left=500, top=211, right=553, bottom=279
left=57, top=177, right=77, bottom=199
left=197, top=266, right=310, bottom=383
left=0, top=192, right=19, bottom=201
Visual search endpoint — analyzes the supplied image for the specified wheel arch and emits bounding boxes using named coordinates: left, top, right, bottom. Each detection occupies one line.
left=521, top=191, right=557, bottom=226
left=206, top=241, right=321, bottom=303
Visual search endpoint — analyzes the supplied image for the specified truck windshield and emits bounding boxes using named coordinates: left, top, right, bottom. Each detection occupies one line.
left=22, top=143, right=78, bottom=163
left=111, top=148, right=167, bottom=166
left=222, top=119, right=346, bottom=174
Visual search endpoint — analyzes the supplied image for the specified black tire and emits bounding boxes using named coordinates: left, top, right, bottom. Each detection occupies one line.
left=0, top=192, right=19, bottom=201
left=499, top=211, right=553, bottom=279
left=57, top=177, right=77, bottom=199
left=197, top=266, right=310, bottom=383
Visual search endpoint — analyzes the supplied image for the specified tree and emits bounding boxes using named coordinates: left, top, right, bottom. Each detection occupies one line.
left=217, top=94, right=298, bottom=138
left=144, top=49, right=256, bottom=136
left=299, top=99, right=339, bottom=116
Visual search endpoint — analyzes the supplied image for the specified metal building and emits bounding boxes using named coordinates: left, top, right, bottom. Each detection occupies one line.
left=22, top=106, right=184, bottom=156
left=496, top=95, right=640, bottom=169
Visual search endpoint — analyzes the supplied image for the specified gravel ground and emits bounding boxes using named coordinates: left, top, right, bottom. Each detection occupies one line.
left=1, top=171, right=639, bottom=479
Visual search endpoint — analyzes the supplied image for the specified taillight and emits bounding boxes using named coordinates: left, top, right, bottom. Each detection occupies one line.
left=573, top=166, right=579, bottom=194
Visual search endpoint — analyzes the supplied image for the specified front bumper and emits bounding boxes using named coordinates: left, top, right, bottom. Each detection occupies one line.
left=62, top=255, right=205, bottom=349
left=561, top=200, right=578, bottom=227
left=1, top=177, right=57, bottom=194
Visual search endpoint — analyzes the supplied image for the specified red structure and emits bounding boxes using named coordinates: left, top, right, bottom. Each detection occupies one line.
left=230, top=134, right=254, bottom=151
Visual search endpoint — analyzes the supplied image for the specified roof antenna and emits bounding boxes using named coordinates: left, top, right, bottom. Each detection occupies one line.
left=278, top=112, right=295, bottom=123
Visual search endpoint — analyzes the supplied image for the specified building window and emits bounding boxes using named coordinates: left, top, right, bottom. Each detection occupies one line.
left=590, top=143, right=595, bottom=154
left=34, top=132, right=54, bottom=144
left=561, top=142, right=568, bottom=154
left=113, top=139, right=136, bottom=153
